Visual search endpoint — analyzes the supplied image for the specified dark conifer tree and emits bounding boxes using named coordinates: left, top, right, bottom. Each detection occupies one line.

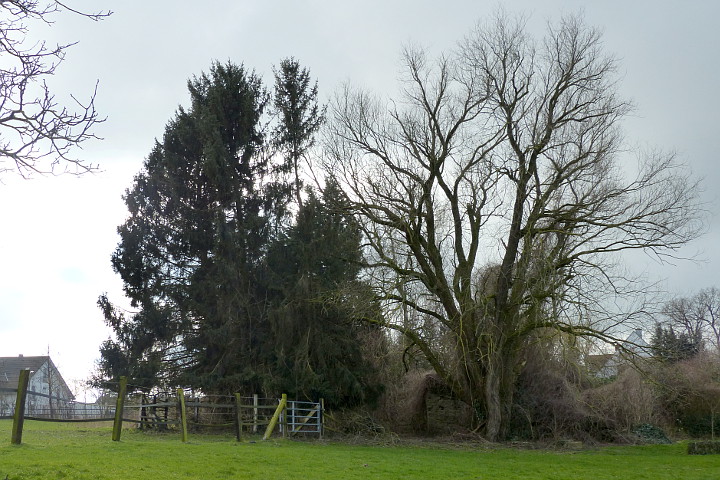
left=97, top=61, right=287, bottom=393
left=264, top=182, right=384, bottom=407
left=651, top=323, right=702, bottom=363
left=273, top=58, right=325, bottom=207
left=95, top=61, right=385, bottom=405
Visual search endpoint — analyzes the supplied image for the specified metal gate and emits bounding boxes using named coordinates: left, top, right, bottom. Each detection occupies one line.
left=283, top=400, right=323, bottom=437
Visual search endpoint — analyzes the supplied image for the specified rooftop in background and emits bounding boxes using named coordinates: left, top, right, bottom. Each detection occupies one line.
left=0, top=355, right=74, bottom=400
left=0, top=355, right=51, bottom=388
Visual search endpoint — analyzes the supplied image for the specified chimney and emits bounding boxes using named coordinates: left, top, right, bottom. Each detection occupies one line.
left=18, top=354, right=23, bottom=358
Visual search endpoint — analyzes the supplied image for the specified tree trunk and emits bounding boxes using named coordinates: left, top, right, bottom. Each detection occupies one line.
left=484, top=366, right=503, bottom=441
left=482, top=344, right=519, bottom=441
left=711, top=407, right=715, bottom=441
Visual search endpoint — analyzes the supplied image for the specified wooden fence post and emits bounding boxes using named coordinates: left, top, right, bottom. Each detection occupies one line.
left=262, top=394, right=286, bottom=441
left=112, top=376, right=127, bottom=441
left=319, top=398, right=325, bottom=439
left=283, top=401, right=290, bottom=438
left=140, top=394, right=147, bottom=430
left=177, top=388, right=188, bottom=442
left=253, top=394, right=259, bottom=433
left=234, top=393, right=243, bottom=441
left=11, top=369, right=30, bottom=445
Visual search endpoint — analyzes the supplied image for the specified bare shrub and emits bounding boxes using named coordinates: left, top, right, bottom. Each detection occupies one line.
left=510, top=343, right=603, bottom=442
left=511, top=339, right=665, bottom=443
left=324, top=408, right=387, bottom=437
left=374, top=369, right=472, bottom=435
left=654, top=352, right=720, bottom=438
left=375, top=369, right=436, bottom=434
left=583, top=368, right=663, bottom=437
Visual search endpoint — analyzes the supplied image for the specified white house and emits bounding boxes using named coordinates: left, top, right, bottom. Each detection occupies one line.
left=586, top=329, right=652, bottom=379
left=0, top=355, right=75, bottom=418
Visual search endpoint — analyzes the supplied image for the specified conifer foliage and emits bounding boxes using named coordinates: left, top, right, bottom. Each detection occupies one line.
left=95, top=61, right=380, bottom=406
left=265, top=183, right=383, bottom=406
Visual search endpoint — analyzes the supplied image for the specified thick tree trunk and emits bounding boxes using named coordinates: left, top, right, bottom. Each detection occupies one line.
left=481, top=344, right=519, bottom=441
left=484, top=366, right=503, bottom=441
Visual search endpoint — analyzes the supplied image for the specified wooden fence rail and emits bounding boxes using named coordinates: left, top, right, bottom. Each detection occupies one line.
left=109, top=385, right=323, bottom=443
left=6, top=372, right=323, bottom=444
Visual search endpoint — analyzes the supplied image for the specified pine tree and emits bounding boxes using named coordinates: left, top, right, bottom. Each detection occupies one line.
left=264, top=183, right=384, bottom=407
left=97, top=61, right=287, bottom=393
left=96, top=61, right=384, bottom=406
left=273, top=58, right=325, bottom=207
left=651, top=323, right=701, bottom=363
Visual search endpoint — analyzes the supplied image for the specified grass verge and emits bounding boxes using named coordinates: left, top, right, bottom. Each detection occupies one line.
left=1, top=420, right=719, bottom=479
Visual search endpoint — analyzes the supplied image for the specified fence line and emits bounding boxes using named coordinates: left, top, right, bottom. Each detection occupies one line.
left=119, top=392, right=287, bottom=434
left=111, top=383, right=323, bottom=442
left=5, top=373, right=324, bottom=444
left=1, top=387, right=115, bottom=422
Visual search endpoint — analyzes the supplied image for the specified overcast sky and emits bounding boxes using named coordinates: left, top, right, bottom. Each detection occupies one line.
left=0, top=0, right=718, bottom=394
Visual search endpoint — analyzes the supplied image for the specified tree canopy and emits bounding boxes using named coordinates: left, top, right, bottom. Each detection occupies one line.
left=322, top=12, right=703, bottom=440
left=94, top=14, right=706, bottom=440
left=95, top=60, right=381, bottom=408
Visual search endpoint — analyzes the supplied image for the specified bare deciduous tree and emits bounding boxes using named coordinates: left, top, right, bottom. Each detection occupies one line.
left=697, top=288, right=720, bottom=351
left=0, top=0, right=110, bottom=177
left=323, top=12, right=703, bottom=440
left=663, top=287, right=720, bottom=352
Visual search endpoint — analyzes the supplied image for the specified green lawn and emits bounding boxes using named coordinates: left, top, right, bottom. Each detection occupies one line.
left=1, top=420, right=718, bottom=479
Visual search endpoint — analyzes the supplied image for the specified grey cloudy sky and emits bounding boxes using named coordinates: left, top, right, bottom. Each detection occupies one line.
left=0, top=0, right=718, bottom=392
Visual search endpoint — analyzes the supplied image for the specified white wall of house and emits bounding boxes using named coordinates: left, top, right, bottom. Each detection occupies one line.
left=25, top=361, right=73, bottom=417
left=0, top=357, right=74, bottom=418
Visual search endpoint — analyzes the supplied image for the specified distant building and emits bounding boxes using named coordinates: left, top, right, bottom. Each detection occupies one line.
left=0, top=355, right=74, bottom=418
left=586, top=329, right=651, bottom=379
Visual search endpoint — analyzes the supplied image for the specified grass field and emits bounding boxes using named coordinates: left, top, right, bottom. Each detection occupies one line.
left=1, top=420, right=719, bottom=479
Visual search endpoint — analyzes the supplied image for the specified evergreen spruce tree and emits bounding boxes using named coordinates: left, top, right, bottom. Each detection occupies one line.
left=273, top=58, right=324, bottom=207
left=651, top=323, right=701, bottom=363
left=96, top=61, right=385, bottom=406
left=97, top=61, right=287, bottom=393
left=264, top=183, right=384, bottom=407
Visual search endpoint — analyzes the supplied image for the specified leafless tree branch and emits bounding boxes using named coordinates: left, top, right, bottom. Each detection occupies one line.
left=0, top=0, right=110, bottom=177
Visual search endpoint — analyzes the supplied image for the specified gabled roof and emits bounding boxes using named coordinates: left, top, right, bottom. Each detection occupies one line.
left=0, top=356, right=75, bottom=401
left=625, top=329, right=648, bottom=345
left=0, top=356, right=50, bottom=388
